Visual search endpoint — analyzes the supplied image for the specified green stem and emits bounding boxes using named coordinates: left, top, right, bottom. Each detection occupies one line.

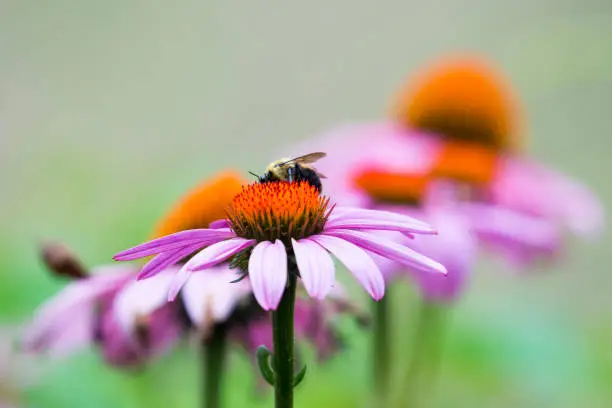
left=204, top=324, right=228, bottom=408
left=397, top=301, right=449, bottom=408
left=372, top=294, right=391, bottom=402
left=272, top=272, right=298, bottom=408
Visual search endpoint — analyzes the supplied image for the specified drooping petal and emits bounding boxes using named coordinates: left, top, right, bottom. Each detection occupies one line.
left=167, top=265, right=192, bottom=302
left=492, top=157, right=604, bottom=238
left=137, top=243, right=203, bottom=280
left=404, top=209, right=478, bottom=303
left=461, top=203, right=562, bottom=265
left=248, top=240, right=288, bottom=311
left=292, top=238, right=335, bottom=299
left=310, top=235, right=385, bottom=300
left=186, top=238, right=256, bottom=272
left=113, top=229, right=235, bottom=261
left=325, top=229, right=447, bottom=275
left=113, top=268, right=178, bottom=333
left=181, top=266, right=252, bottom=331
left=327, top=207, right=435, bottom=234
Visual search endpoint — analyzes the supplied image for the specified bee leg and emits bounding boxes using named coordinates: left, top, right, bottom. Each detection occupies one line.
left=287, top=166, right=296, bottom=183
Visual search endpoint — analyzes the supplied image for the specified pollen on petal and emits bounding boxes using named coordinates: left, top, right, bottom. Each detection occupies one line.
left=391, top=55, right=521, bottom=152
left=151, top=171, right=246, bottom=238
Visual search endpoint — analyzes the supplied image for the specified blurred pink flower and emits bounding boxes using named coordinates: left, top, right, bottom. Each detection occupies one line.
left=291, top=55, right=602, bottom=279
left=288, top=117, right=601, bottom=303
left=23, top=264, right=181, bottom=368
left=299, top=120, right=601, bottom=268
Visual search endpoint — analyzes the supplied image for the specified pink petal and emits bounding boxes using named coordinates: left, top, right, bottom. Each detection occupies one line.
left=182, top=266, right=252, bottom=329
left=492, top=158, right=604, bottom=238
left=462, top=203, right=560, bottom=249
left=461, top=203, right=562, bottom=265
left=167, top=238, right=255, bottom=300
left=23, top=266, right=134, bottom=356
left=167, top=265, right=193, bottom=302
left=325, top=229, right=447, bottom=275
left=186, top=238, right=256, bottom=272
left=137, top=243, right=203, bottom=280
left=310, top=235, right=385, bottom=300
left=327, top=207, right=435, bottom=234
left=113, top=267, right=178, bottom=333
left=291, top=238, right=335, bottom=299
left=404, top=209, right=478, bottom=303
left=113, top=229, right=234, bottom=261
left=249, top=240, right=288, bottom=311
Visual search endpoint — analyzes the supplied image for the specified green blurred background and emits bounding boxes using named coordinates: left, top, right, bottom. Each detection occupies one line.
left=1, top=1, right=611, bottom=407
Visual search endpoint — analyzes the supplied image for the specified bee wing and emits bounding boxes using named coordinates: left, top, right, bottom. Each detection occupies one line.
left=279, top=152, right=327, bottom=166
left=314, top=168, right=327, bottom=179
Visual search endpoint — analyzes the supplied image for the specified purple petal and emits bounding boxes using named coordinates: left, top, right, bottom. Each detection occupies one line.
left=326, top=219, right=431, bottom=235
left=187, top=238, right=256, bottom=272
left=137, top=243, right=203, bottom=280
left=327, top=207, right=436, bottom=234
left=249, top=240, right=287, bottom=311
left=209, top=219, right=231, bottom=229
left=113, top=229, right=235, bottom=261
left=291, top=238, right=335, bottom=299
left=325, top=229, right=447, bottom=275
left=310, top=235, right=385, bottom=300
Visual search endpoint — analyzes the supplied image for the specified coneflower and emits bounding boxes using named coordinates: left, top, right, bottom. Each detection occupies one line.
left=291, top=53, right=603, bottom=406
left=114, top=179, right=446, bottom=408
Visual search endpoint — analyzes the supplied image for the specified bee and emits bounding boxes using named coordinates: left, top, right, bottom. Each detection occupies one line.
left=254, top=152, right=327, bottom=192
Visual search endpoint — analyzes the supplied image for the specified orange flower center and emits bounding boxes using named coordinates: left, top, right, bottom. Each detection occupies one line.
left=227, top=181, right=331, bottom=243
left=391, top=56, right=520, bottom=152
left=353, top=170, right=428, bottom=205
left=431, top=141, right=498, bottom=185
left=151, top=171, right=246, bottom=238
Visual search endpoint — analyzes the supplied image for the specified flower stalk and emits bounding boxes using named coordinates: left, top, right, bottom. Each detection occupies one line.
left=203, top=324, right=228, bottom=408
left=271, top=271, right=298, bottom=408
left=396, top=301, right=448, bottom=407
left=372, top=293, right=391, bottom=403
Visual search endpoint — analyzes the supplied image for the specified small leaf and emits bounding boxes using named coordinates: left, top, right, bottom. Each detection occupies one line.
left=256, top=345, right=276, bottom=386
left=293, top=365, right=307, bottom=387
